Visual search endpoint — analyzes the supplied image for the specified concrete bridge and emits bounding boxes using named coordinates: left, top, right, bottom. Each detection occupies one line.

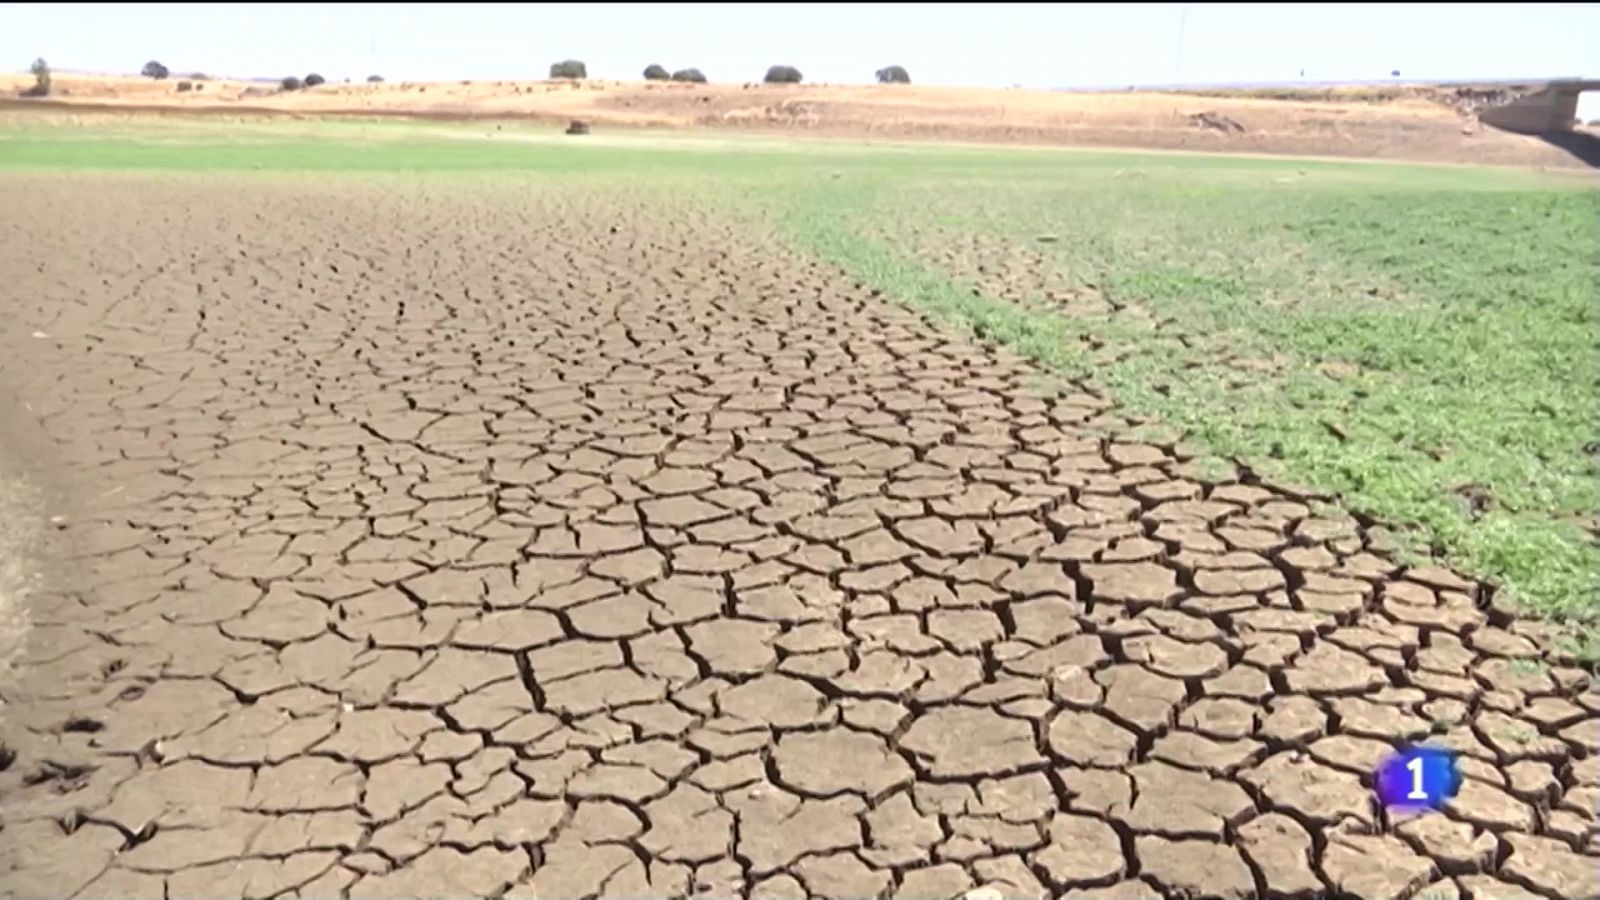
left=1478, top=79, right=1600, bottom=134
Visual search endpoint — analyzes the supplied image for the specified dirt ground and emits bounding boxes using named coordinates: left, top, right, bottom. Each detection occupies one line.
left=0, top=461, right=41, bottom=679
left=0, top=175, right=1593, bottom=898
left=3, top=72, right=1591, bottom=169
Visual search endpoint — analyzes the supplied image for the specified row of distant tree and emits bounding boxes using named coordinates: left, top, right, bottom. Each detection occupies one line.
left=18, top=57, right=912, bottom=100
left=559, top=61, right=913, bottom=85
left=142, top=59, right=912, bottom=88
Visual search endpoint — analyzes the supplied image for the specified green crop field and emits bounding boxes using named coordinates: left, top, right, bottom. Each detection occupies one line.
left=3, top=113, right=1594, bottom=646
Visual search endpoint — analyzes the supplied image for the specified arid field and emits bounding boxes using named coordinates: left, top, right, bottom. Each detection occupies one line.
left=4, top=71, right=1596, bottom=169
left=0, top=113, right=1595, bottom=898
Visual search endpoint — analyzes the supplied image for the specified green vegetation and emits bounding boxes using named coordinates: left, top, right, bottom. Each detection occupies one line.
left=0, top=116, right=1592, bottom=638
left=781, top=173, right=1598, bottom=635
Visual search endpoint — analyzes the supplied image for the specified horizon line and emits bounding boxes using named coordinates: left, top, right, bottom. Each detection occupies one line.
left=29, top=65, right=1598, bottom=93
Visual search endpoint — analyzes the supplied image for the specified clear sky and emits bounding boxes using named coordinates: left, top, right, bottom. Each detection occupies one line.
left=4, top=2, right=1597, bottom=90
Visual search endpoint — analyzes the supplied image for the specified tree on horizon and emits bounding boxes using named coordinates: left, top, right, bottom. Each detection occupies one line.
left=23, top=58, right=51, bottom=97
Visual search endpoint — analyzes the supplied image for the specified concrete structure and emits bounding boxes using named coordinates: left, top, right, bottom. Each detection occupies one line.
left=1479, top=79, right=1600, bottom=134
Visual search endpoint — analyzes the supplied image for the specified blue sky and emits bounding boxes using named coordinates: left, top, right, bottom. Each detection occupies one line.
left=4, top=2, right=1597, bottom=90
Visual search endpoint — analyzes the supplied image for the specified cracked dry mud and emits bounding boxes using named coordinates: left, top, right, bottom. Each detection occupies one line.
left=0, top=174, right=1594, bottom=900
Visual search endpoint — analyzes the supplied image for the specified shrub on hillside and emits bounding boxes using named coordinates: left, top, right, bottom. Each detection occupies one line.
left=875, top=65, right=910, bottom=84
left=763, top=65, right=802, bottom=84
left=176, top=80, right=193, bottom=92
left=643, top=64, right=669, bottom=81
left=367, top=74, right=384, bottom=83
left=21, top=57, right=50, bottom=97
left=671, top=68, right=707, bottom=83
left=280, top=75, right=302, bottom=91
left=141, top=60, right=169, bottom=79
left=549, top=59, right=587, bottom=79
left=304, top=73, right=325, bottom=87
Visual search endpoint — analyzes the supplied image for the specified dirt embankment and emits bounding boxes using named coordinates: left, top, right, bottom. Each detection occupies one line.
left=0, top=72, right=1588, bottom=168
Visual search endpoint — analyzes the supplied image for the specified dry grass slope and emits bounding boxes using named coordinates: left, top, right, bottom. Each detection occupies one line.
left=1, top=71, right=1589, bottom=168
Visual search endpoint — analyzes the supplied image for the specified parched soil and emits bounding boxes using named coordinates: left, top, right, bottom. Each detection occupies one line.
left=3, top=72, right=1591, bottom=169
left=0, top=176, right=1595, bottom=899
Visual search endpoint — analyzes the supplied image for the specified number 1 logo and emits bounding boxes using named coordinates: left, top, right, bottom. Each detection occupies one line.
left=1377, top=746, right=1462, bottom=812
left=1405, top=756, right=1429, bottom=801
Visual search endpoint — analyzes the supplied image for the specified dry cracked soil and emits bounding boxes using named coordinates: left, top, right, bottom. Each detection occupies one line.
left=0, top=174, right=1594, bottom=900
